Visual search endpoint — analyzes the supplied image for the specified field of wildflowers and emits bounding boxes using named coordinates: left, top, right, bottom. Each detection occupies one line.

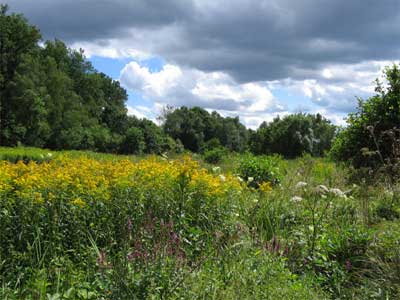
left=0, top=147, right=399, bottom=299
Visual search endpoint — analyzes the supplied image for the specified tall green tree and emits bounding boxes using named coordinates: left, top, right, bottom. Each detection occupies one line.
left=0, top=5, right=175, bottom=155
left=163, top=106, right=248, bottom=152
left=8, top=53, right=50, bottom=146
left=250, top=113, right=336, bottom=158
left=0, top=5, right=41, bottom=145
left=331, top=64, right=400, bottom=168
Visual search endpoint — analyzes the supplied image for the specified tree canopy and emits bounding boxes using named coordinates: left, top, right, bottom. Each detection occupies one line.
left=249, top=113, right=336, bottom=158
left=0, top=5, right=171, bottom=154
left=331, top=64, right=400, bottom=168
left=162, top=106, right=249, bottom=153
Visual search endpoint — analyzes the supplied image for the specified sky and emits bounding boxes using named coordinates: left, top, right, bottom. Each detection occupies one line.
left=7, top=0, right=400, bottom=128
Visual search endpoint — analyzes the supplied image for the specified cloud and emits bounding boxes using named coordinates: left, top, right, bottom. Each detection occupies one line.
left=127, top=105, right=153, bottom=120
left=120, top=61, right=282, bottom=116
left=120, top=61, right=289, bottom=128
left=121, top=58, right=394, bottom=128
left=70, top=41, right=151, bottom=60
left=8, top=0, right=400, bottom=82
left=7, top=0, right=192, bottom=42
left=270, top=60, right=395, bottom=114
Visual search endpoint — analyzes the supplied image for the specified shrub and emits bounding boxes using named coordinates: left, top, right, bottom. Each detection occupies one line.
left=202, top=137, right=222, bottom=152
left=375, top=202, right=400, bottom=220
left=237, top=154, right=284, bottom=188
left=203, top=147, right=227, bottom=164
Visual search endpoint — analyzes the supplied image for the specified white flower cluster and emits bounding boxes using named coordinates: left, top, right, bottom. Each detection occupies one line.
left=212, top=166, right=221, bottom=173
left=295, top=181, right=308, bottom=189
left=291, top=182, right=348, bottom=202
left=291, top=196, right=303, bottom=202
left=316, top=185, right=347, bottom=198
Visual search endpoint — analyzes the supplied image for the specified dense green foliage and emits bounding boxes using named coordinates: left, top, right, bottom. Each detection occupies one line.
left=250, top=113, right=337, bottom=158
left=162, top=108, right=338, bottom=158
left=0, top=6, right=171, bottom=154
left=237, top=154, right=284, bottom=188
left=163, top=106, right=249, bottom=153
left=331, top=65, right=400, bottom=168
left=202, top=147, right=227, bottom=164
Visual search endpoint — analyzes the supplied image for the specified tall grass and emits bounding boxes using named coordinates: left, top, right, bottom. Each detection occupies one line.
left=0, top=147, right=399, bottom=299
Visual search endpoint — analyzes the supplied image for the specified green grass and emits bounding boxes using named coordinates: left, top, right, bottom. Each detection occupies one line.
left=0, top=146, right=145, bottom=163
left=0, top=146, right=55, bottom=163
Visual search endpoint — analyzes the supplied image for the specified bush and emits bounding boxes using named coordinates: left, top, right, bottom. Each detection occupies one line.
left=237, top=154, right=284, bottom=188
left=375, top=202, right=400, bottom=220
left=203, top=147, right=227, bottom=164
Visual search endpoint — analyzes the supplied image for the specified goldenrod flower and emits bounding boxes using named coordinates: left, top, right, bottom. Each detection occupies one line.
left=259, top=181, right=272, bottom=193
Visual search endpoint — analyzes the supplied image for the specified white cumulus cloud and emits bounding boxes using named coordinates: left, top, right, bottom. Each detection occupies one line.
left=120, top=61, right=283, bottom=128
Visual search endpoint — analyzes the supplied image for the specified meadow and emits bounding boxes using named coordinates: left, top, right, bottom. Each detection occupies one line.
left=0, top=147, right=399, bottom=300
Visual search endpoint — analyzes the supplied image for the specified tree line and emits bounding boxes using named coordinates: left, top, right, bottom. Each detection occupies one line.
left=1, top=5, right=337, bottom=157
left=0, top=5, right=175, bottom=154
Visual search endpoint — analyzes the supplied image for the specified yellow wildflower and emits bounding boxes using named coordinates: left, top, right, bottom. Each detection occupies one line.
left=34, top=192, right=44, bottom=204
left=259, top=181, right=273, bottom=193
left=71, top=198, right=86, bottom=207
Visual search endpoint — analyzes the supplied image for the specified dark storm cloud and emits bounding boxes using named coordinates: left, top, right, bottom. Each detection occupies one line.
left=6, top=0, right=400, bottom=82
left=7, top=0, right=193, bottom=41
left=172, top=0, right=400, bottom=81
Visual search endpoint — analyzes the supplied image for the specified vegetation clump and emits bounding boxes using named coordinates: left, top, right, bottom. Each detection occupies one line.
left=237, top=153, right=284, bottom=188
left=203, top=147, right=227, bottom=164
